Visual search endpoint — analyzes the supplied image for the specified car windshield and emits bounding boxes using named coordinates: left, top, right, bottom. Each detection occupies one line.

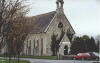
left=77, top=53, right=83, bottom=55
left=93, top=52, right=99, bottom=56
left=77, top=53, right=90, bottom=56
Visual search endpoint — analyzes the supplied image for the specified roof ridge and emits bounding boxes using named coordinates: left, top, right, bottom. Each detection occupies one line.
left=32, top=11, right=56, bottom=17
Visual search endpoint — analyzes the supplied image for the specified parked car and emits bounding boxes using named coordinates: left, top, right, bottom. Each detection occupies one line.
left=89, top=52, right=99, bottom=60
left=74, top=53, right=91, bottom=60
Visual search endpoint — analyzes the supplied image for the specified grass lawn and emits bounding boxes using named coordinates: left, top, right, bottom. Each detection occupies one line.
left=19, top=56, right=57, bottom=60
left=0, top=55, right=57, bottom=60
left=0, top=59, right=30, bottom=63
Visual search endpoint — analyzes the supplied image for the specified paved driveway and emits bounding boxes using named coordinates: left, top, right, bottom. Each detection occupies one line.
left=22, top=58, right=99, bottom=63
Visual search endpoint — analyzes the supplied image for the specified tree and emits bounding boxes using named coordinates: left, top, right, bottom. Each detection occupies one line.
left=95, top=35, right=100, bottom=52
left=81, top=35, right=90, bottom=52
left=51, top=30, right=65, bottom=56
left=89, top=37, right=97, bottom=52
left=7, top=17, right=28, bottom=63
left=70, top=35, right=98, bottom=55
left=0, top=0, right=6, bottom=52
left=82, top=35, right=90, bottom=39
left=51, top=34, right=57, bottom=56
left=0, top=0, right=29, bottom=63
left=96, top=41, right=99, bottom=52
left=70, top=37, right=83, bottom=54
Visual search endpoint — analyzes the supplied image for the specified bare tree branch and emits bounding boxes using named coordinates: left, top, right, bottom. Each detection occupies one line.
left=0, top=1, right=29, bottom=63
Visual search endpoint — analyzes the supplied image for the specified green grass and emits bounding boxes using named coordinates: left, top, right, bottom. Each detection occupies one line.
left=0, top=55, right=57, bottom=60
left=0, top=59, right=30, bottom=63
left=19, top=56, right=57, bottom=60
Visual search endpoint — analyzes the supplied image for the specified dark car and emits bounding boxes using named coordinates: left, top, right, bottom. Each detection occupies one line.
left=89, top=52, right=99, bottom=60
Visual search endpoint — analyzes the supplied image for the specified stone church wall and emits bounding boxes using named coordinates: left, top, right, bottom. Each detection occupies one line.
left=44, top=13, right=74, bottom=56
left=23, top=33, right=47, bottom=56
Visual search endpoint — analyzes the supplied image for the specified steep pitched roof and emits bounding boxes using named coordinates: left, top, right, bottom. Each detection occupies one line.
left=25, top=11, right=56, bottom=34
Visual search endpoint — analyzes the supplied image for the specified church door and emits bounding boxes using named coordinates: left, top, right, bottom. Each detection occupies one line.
left=64, top=45, right=68, bottom=55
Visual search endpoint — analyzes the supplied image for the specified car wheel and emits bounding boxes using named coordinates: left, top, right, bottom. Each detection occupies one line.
left=81, top=58, right=84, bottom=60
left=73, top=58, right=76, bottom=60
left=96, top=58, right=99, bottom=61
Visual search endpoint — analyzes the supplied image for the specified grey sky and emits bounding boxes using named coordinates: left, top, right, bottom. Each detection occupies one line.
left=25, top=0, right=100, bottom=36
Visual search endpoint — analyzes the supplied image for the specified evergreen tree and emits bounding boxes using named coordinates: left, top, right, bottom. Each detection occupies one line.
left=51, top=34, right=57, bottom=56
left=89, top=37, right=97, bottom=52
left=70, top=37, right=82, bottom=54
left=96, top=40, right=99, bottom=52
left=70, top=35, right=98, bottom=55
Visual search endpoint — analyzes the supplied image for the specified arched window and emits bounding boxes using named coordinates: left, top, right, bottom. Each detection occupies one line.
left=41, top=38, right=43, bottom=56
left=29, top=40, right=31, bottom=47
left=26, top=40, right=28, bottom=48
left=37, top=40, right=39, bottom=46
left=34, top=39, right=35, bottom=48
left=36, top=40, right=39, bottom=54
left=28, top=40, right=31, bottom=55
left=26, top=40, right=29, bottom=55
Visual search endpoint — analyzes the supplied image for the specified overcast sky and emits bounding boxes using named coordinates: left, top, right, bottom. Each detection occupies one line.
left=25, top=0, right=100, bottom=36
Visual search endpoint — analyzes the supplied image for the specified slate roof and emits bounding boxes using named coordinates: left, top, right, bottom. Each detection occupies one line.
left=24, top=11, right=56, bottom=34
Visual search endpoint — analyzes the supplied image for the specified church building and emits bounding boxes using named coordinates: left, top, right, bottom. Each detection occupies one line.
left=23, top=0, right=75, bottom=56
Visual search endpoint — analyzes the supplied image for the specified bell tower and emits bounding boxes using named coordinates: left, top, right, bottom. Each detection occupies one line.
left=56, top=0, right=64, bottom=9
left=56, top=0, right=64, bottom=14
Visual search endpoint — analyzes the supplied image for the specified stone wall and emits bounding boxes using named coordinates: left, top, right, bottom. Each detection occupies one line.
left=23, top=33, right=47, bottom=56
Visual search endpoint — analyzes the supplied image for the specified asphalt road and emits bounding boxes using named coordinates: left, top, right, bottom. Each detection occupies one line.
left=22, top=58, right=99, bottom=63
left=0, top=57, right=99, bottom=63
